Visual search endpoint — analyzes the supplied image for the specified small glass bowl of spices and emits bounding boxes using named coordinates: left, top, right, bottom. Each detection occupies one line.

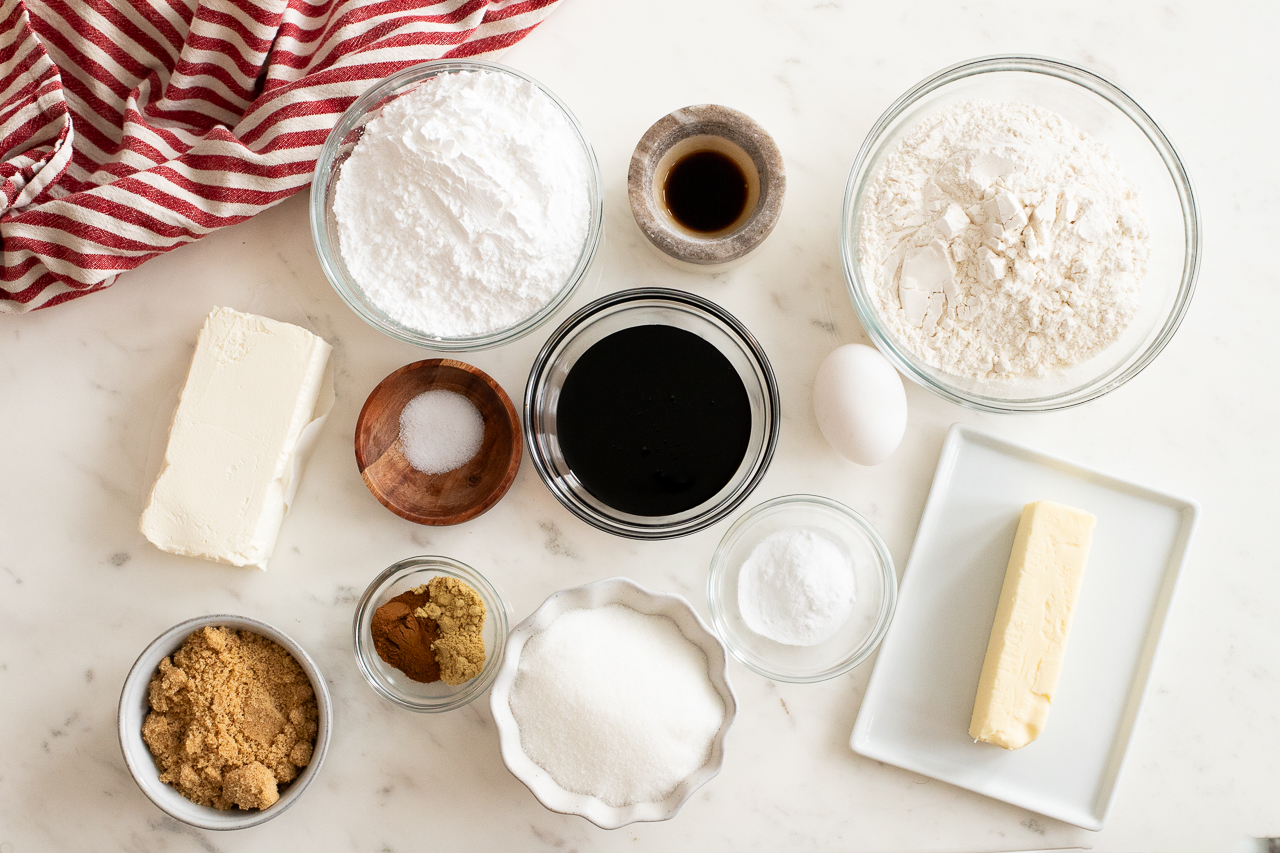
left=353, top=555, right=511, bottom=712
left=707, top=494, right=898, bottom=682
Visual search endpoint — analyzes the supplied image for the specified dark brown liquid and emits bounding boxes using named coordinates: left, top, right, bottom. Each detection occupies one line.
left=556, top=324, right=752, bottom=517
left=662, top=149, right=749, bottom=233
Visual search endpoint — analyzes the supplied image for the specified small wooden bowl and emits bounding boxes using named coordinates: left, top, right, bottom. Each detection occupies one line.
left=355, top=359, right=522, bottom=525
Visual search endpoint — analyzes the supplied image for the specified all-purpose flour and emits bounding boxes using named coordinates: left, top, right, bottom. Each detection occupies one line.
left=857, top=100, right=1150, bottom=379
left=333, top=70, right=591, bottom=337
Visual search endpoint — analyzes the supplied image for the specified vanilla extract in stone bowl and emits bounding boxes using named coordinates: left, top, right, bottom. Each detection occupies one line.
left=662, top=149, right=750, bottom=234
left=525, top=288, right=781, bottom=540
left=628, top=104, right=785, bottom=271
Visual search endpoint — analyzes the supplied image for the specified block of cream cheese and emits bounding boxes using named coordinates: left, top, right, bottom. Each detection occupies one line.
left=969, top=500, right=1096, bottom=750
left=140, top=307, right=332, bottom=569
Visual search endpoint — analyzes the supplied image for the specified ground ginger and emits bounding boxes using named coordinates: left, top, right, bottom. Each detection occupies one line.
left=415, top=576, right=487, bottom=685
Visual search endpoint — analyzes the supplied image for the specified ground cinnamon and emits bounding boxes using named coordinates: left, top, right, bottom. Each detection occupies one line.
left=370, top=586, right=441, bottom=683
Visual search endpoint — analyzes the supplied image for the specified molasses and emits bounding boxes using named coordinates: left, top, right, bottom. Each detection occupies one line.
left=556, top=324, right=752, bottom=517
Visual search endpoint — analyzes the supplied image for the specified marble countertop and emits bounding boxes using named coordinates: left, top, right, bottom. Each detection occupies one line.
left=2, top=1, right=1276, bottom=850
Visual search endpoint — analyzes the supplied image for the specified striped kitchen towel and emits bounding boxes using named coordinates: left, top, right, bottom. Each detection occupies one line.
left=0, top=0, right=564, bottom=313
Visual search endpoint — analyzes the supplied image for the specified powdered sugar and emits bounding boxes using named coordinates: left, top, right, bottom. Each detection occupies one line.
left=333, top=69, right=591, bottom=338
left=857, top=100, right=1150, bottom=379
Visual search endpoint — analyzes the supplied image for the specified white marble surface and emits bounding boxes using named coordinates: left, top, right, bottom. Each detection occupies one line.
left=1, top=1, right=1276, bottom=850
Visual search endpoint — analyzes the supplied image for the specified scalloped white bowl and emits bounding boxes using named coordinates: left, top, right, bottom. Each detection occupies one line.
left=490, top=577, right=737, bottom=829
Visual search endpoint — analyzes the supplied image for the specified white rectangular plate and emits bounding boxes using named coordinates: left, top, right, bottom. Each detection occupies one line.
left=851, top=424, right=1198, bottom=830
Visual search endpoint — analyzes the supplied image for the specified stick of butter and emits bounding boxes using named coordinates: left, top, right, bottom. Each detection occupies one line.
left=140, top=307, right=332, bottom=570
left=969, top=500, right=1096, bottom=749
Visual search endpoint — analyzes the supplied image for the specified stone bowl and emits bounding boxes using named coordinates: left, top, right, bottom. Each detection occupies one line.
left=628, top=104, right=785, bottom=271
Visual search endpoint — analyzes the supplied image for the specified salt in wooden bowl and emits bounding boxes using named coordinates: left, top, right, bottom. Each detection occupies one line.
left=355, top=359, right=521, bottom=525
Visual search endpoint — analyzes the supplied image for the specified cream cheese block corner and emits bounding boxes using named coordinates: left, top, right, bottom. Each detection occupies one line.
left=969, top=500, right=1096, bottom=750
left=140, top=307, right=332, bottom=570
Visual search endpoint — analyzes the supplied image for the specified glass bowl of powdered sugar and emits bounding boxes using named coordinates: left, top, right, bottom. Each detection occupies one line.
left=841, top=55, right=1200, bottom=412
left=707, top=494, right=897, bottom=683
left=311, top=60, right=604, bottom=351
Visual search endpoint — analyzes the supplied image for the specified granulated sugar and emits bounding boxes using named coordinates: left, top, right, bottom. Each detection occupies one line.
left=333, top=69, right=591, bottom=337
left=508, top=603, right=725, bottom=807
left=398, top=390, right=484, bottom=474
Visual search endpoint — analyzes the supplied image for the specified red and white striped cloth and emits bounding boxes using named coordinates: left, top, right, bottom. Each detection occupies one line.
left=0, top=0, right=564, bottom=313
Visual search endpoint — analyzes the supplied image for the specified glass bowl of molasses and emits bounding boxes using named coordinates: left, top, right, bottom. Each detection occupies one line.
left=524, top=288, right=781, bottom=540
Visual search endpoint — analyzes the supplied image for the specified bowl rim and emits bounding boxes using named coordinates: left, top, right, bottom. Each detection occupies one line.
left=489, top=576, right=737, bottom=829
left=706, top=493, right=899, bottom=683
left=839, top=54, right=1201, bottom=413
left=351, top=555, right=511, bottom=712
left=523, top=287, right=781, bottom=539
left=116, top=614, right=333, bottom=831
left=353, top=358, right=523, bottom=525
left=309, top=58, right=605, bottom=352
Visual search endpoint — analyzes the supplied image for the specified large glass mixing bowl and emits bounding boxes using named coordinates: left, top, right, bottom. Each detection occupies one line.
left=841, top=55, right=1200, bottom=412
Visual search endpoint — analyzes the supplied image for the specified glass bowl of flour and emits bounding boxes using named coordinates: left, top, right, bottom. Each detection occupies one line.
left=707, top=494, right=897, bottom=683
left=312, top=61, right=604, bottom=351
left=841, top=55, right=1200, bottom=412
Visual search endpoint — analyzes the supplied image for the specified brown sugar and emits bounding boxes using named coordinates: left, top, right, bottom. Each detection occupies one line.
left=414, top=576, right=486, bottom=685
left=141, top=626, right=318, bottom=810
left=222, top=761, right=280, bottom=810
left=370, top=586, right=441, bottom=683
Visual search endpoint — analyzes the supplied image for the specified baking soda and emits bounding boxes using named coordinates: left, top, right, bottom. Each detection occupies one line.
left=737, top=528, right=856, bottom=646
left=508, top=604, right=725, bottom=807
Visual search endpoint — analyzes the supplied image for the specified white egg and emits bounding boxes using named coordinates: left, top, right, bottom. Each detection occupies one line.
left=812, top=344, right=907, bottom=466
